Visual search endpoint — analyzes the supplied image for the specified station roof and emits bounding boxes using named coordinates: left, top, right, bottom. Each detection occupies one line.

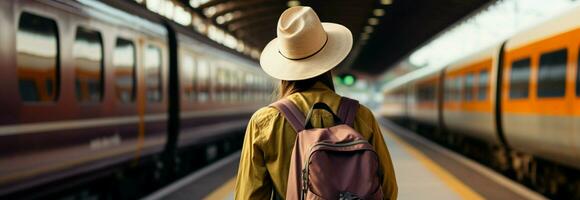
left=177, top=0, right=492, bottom=75
left=182, top=0, right=493, bottom=74
left=354, top=0, right=492, bottom=75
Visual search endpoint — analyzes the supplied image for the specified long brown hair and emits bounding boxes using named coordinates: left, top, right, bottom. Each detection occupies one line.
left=277, top=71, right=335, bottom=99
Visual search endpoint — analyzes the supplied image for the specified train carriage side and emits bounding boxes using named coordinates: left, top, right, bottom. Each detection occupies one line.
left=175, top=32, right=272, bottom=150
left=382, top=78, right=409, bottom=122
left=501, top=6, right=580, bottom=169
left=382, top=67, right=444, bottom=131
left=0, top=0, right=174, bottom=195
left=442, top=46, right=501, bottom=145
left=408, top=69, right=442, bottom=127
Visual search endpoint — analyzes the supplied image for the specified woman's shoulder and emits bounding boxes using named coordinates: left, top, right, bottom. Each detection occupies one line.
left=353, top=103, right=379, bottom=132
left=355, top=104, right=375, bottom=119
left=249, top=106, right=282, bottom=128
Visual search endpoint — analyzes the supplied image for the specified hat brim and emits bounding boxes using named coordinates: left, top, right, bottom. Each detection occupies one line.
left=260, top=23, right=353, bottom=81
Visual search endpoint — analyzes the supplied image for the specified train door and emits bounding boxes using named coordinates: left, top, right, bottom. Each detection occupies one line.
left=137, top=38, right=169, bottom=155
left=502, top=38, right=575, bottom=166
left=533, top=44, right=574, bottom=163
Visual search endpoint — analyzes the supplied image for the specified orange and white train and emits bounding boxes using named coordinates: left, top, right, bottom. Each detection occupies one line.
left=383, top=5, right=580, bottom=198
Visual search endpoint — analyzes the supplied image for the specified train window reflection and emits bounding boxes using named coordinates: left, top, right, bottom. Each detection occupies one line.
left=478, top=70, right=488, bottom=100
left=244, top=74, right=252, bottom=102
left=181, top=54, right=195, bottom=101
left=444, top=78, right=453, bottom=101
left=226, top=70, right=232, bottom=102
left=231, top=72, right=239, bottom=102
left=454, top=78, right=462, bottom=101
left=145, top=45, right=162, bottom=102
left=114, top=38, right=136, bottom=103
left=74, top=27, right=103, bottom=103
left=418, top=84, right=435, bottom=102
left=17, top=12, right=59, bottom=102
left=215, top=68, right=223, bottom=102
left=227, top=69, right=235, bottom=102
left=240, top=74, right=246, bottom=101
left=465, top=73, right=474, bottom=101
left=538, top=49, right=567, bottom=98
left=197, top=59, right=210, bottom=102
left=509, top=58, right=531, bottom=99
left=19, top=80, right=39, bottom=101
left=253, top=76, right=260, bottom=101
left=224, top=69, right=230, bottom=102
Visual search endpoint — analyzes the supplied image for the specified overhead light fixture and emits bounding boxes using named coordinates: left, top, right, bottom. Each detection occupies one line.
left=216, top=16, right=225, bottom=24
left=361, top=33, right=370, bottom=40
left=364, top=26, right=373, bottom=33
left=381, top=0, right=392, bottom=5
left=189, top=0, right=210, bottom=8
left=189, top=0, right=199, bottom=8
left=224, top=13, right=234, bottom=21
left=368, top=18, right=379, bottom=26
left=204, top=6, right=216, bottom=16
left=373, top=9, right=385, bottom=17
left=287, top=0, right=300, bottom=7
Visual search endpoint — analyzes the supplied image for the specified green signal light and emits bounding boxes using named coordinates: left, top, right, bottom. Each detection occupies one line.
left=342, top=75, right=355, bottom=86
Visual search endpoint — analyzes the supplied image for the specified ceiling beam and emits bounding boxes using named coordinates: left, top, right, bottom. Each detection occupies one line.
left=197, top=0, right=229, bottom=9
left=207, top=0, right=275, bottom=18
left=221, top=5, right=284, bottom=26
left=223, top=6, right=285, bottom=26
left=236, top=23, right=276, bottom=39
left=229, top=15, right=278, bottom=31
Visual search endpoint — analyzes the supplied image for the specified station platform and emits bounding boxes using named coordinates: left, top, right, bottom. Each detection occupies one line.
left=143, top=119, right=547, bottom=200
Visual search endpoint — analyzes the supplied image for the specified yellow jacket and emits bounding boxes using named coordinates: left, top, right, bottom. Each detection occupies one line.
left=235, top=82, right=398, bottom=199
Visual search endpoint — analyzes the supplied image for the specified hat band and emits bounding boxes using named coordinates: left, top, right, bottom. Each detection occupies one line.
left=278, top=36, right=328, bottom=60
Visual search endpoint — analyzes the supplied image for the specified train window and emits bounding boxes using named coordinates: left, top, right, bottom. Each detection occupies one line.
left=418, top=84, right=435, bottom=102
left=227, top=70, right=234, bottom=102
left=239, top=72, right=246, bottom=102
left=538, top=49, right=567, bottom=98
left=223, top=69, right=230, bottom=102
left=216, top=68, right=225, bottom=102
left=254, top=76, right=261, bottom=101
left=74, top=27, right=103, bottom=103
left=113, top=38, right=136, bottom=103
left=145, top=45, right=162, bottom=102
left=245, top=74, right=253, bottom=102
left=444, top=78, right=453, bottom=101
left=509, top=58, right=531, bottom=99
left=181, top=53, right=196, bottom=101
left=263, top=78, right=271, bottom=101
left=197, top=60, right=210, bottom=102
left=258, top=77, right=265, bottom=101
left=17, top=12, right=59, bottom=102
left=454, top=77, right=462, bottom=101
left=465, top=73, right=474, bottom=101
left=230, top=70, right=238, bottom=102
left=478, top=70, right=489, bottom=101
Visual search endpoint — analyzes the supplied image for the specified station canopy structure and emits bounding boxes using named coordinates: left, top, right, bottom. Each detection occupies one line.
left=131, top=0, right=493, bottom=76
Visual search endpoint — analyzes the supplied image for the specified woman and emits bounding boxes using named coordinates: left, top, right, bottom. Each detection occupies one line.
left=235, top=6, right=397, bottom=200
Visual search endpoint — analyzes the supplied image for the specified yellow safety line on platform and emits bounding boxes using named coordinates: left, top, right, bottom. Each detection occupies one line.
left=204, top=178, right=236, bottom=200
left=383, top=128, right=484, bottom=200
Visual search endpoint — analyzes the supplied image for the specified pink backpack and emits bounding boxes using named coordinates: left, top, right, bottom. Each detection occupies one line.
left=271, top=97, right=383, bottom=200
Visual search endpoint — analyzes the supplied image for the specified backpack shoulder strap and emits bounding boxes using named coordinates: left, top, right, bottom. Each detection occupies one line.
left=338, top=97, right=359, bottom=127
left=269, top=98, right=305, bottom=132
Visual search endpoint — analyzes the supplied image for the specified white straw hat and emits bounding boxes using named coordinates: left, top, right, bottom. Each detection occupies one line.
left=260, top=6, right=353, bottom=81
